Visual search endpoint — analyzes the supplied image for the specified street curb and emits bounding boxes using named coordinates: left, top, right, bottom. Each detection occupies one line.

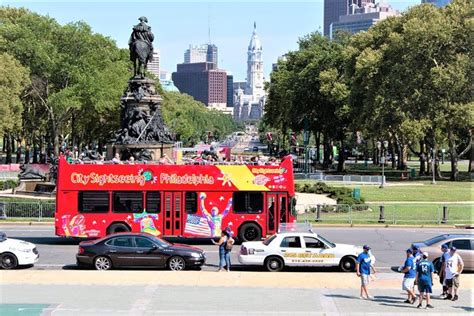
left=0, top=221, right=54, bottom=225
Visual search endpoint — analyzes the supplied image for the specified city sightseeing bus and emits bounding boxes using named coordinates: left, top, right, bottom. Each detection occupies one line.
left=55, top=155, right=296, bottom=241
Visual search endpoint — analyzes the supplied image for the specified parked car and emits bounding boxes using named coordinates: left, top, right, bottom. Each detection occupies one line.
left=0, top=232, right=39, bottom=269
left=411, top=234, right=473, bottom=272
left=76, top=232, right=206, bottom=271
left=238, top=230, right=363, bottom=272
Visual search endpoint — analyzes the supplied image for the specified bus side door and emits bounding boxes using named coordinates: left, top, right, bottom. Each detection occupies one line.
left=266, top=193, right=289, bottom=235
left=163, top=192, right=183, bottom=236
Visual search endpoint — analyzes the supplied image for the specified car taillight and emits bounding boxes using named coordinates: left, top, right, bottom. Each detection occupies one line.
left=240, top=245, right=248, bottom=255
left=78, top=247, right=85, bottom=254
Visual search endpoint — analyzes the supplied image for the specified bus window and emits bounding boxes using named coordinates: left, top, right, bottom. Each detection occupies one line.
left=233, top=192, right=263, bottom=214
left=146, top=192, right=161, bottom=214
left=185, top=192, right=197, bottom=214
left=113, top=191, right=143, bottom=213
left=79, top=191, right=109, bottom=213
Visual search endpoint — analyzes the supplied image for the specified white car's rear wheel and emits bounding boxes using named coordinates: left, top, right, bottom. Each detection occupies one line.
left=1, top=253, right=18, bottom=269
left=265, top=256, right=284, bottom=272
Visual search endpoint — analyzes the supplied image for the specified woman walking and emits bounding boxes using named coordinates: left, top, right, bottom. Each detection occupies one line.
left=212, top=229, right=234, bottom=272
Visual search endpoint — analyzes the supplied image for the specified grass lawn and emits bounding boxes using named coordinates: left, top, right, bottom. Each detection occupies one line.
left=299, top=204, right=473, bottom=225
left=296, top=180, right=473, bottom=202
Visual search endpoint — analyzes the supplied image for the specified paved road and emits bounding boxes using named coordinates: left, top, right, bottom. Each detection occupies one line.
left=0, top=225, right=470, bottom=271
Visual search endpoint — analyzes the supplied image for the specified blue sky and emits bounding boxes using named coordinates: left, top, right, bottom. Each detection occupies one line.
left=4, top=0, right=419, bottom=81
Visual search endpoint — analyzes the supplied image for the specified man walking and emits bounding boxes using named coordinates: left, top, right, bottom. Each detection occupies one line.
left=416, top=252, right=434, bottom=309
left=444, top=247, right=464, bottom=301
left=399, top=248, right=417, bottom=304
left=438, top=244, right=450, bottom=298
left=356, top=245, right=374, bottom=300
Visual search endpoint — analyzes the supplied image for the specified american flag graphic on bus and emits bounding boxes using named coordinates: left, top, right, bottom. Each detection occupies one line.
left=184, top=214, right=211, bottom=236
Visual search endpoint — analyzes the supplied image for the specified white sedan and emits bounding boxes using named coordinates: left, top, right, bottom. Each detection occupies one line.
left=238, top=232, right=363, bottom=272
left=0, top=232, right=39, bottom=269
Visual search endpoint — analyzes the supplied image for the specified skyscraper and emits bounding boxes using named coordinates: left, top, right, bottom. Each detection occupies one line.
left=324, top=0, right=375, bottom=37
left=147, top=50, right=160, bottom=79
left=324, top=0, right=350, bottom=37
left=421, top=0, right=451, bottom=7
left=172, top=62, right=229, bottom=113
left=330, top=2, right=399, bottom=39
left=184, top=44, right=218, bottom=67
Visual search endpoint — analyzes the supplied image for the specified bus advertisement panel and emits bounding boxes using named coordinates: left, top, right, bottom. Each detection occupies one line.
left=55, top=156, right=296, bottom=241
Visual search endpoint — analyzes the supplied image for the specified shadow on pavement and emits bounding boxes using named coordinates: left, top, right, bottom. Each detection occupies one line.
left=452, top=306, right=473, bottom=312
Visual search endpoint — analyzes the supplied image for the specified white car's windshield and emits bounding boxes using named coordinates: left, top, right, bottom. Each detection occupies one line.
left=317, top=234, right=336, bottom=248
left=263, top=234, right=277, bottom=246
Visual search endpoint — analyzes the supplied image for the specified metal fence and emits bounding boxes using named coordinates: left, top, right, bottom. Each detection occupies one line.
left=0, top=201, right=471, bottom=225
left=295, top=173, right=384, bottom=184
left=0, top=201, right=55, bottom=221
left=299, top=203, right=474, bottom=225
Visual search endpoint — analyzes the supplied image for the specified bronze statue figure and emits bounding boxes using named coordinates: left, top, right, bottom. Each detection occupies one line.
left=128, top=16, right=154, bottom=78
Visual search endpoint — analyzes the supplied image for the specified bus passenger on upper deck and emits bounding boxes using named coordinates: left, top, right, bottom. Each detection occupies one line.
left=112, top=153, right=121, bottom=164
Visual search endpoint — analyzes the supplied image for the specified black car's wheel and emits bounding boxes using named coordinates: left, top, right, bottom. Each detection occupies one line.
left=94, top=256, right=112, bottom=270
left=339, top=256, right=356, bottom=272
left=107, top=223, right=130, bottom=235
left=239, top=223, right=262, bottom=242
left=265, top=256, right=284, bottom=272
left=0, top=253, right=18, bottom=269
left=168, top=256, right=186, bottom=271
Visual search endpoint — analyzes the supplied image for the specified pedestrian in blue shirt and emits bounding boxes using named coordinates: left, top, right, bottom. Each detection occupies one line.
left=438, top=244, right=450, bottom=298
left=399, top=248, right=417, bottom=304
left=356, top=245, right=374, bottom=300
left=416, top=252, right=434, bottom=309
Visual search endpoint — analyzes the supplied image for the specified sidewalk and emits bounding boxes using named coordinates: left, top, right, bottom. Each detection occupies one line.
left=2, top=270, right=473, bottom=290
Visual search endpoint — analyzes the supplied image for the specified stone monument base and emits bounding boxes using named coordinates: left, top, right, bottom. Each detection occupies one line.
left=107, top=143, right=174, bottom=161
left=13, top=180, right=56, bottom=197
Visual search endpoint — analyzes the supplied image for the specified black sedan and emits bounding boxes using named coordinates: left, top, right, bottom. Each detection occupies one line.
left=76, top=232, right=206, bottom=271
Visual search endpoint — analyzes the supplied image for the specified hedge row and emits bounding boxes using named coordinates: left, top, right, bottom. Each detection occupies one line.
left=295, top=182, right=364, bottom=205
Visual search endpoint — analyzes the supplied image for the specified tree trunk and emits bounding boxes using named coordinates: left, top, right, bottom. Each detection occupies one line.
left=323, top=134, right=331, bottom=169
left=16, top=137, right=22, bottom=163
left=419, top=140, right=427, bottom=175
left=390, top=141, right=396, bottom=169
left=10, top=134, right=15, bottom=160
left=32, top=134, right=38, bottom=163
left=5, top=133, right=12, bottom=164
left=337, top=139, right=345, bottom=172
left=448, top=129, right=458, bottom=181
left=315, top=131, right=321, bottom=163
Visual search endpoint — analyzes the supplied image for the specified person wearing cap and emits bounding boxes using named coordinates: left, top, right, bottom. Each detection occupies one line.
left=356, top=245, right=374, bottom=300
left=444, top=246, right=464, bottom=301
left=438, top=244, right=450, bottom=298
left=399, top=248, right=417, bottom=304
left=416, top=252, right=435, bottom=309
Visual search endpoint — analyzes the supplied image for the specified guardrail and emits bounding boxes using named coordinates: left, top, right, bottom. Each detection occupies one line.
left=0, top=201, right=55, bottom=221
left=299, top=203, right=474, bottom=225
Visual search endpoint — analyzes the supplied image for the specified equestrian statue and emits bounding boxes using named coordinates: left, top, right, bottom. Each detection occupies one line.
left=128, top=16, right=154, bottom=78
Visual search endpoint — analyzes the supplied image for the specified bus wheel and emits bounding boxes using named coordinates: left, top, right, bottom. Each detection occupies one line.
left=107, top=223, right=130, bottom=235
left=239, top=223, right=262, bottom=242
left=339, top=256, right=356, bottom=272
left=168, top=256, right=186, bottom=271
left=265, top=256, right=284, bottom=272
left=0, top=253, right=18, bottom=269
